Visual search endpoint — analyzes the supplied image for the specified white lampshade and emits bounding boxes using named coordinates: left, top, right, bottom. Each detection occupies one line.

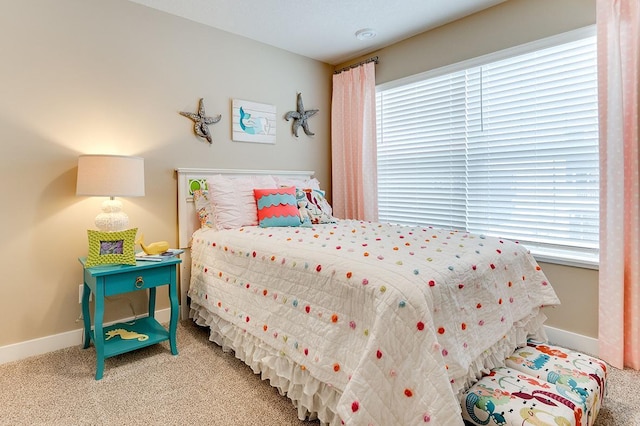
left=76, top=155, right=145, bottom=232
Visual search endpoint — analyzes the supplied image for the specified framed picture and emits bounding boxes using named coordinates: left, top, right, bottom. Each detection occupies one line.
left=85, top=228, right=137, bottom=268
left=231, top=99, right=276, bottom=144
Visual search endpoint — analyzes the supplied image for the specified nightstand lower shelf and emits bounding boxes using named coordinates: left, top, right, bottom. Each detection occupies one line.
left=95, top=317, right=170, bottom=359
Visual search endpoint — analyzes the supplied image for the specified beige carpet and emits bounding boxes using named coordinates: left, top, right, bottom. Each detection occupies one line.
left=0, top=320, right=638, bottom=425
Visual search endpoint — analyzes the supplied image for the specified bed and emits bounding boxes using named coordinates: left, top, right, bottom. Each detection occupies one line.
left=176, top=168, right=561, bottom=425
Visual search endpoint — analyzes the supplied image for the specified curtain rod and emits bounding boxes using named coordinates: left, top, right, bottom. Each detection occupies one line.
left=333, top=56, right=379, bottom=74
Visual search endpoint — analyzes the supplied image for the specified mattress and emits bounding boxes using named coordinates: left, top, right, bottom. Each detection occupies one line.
left=188, top=219, right=560, bottom=425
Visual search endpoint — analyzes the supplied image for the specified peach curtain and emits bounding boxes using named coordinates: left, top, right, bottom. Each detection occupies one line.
left=597, top=0, right=640, bottom=369
left=331, top=62, right=378, bottom=221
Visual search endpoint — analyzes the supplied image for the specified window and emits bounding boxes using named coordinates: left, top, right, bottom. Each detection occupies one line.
left=376, top=28, right=599, bottom=268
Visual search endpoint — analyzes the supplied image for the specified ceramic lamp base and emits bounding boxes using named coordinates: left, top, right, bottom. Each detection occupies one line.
left=95, top=198, right=129, bottom=232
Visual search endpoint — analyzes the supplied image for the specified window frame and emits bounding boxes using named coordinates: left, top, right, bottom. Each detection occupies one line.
left=375, top=26, right=599, bottom=270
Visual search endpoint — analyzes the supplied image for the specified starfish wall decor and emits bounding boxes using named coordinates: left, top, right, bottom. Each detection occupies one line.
left=179, top=98, right=221, bottom=144
left=284, top=93, right=318, bottom=137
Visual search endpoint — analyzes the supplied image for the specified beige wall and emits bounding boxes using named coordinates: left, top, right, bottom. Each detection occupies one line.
left=538, top=262, right=598, bottom=337
left=364, top=0, right=596, bottom=86
left=0, top=0, right=332, bottom=347
left=338, top=0, right=599, bottom=339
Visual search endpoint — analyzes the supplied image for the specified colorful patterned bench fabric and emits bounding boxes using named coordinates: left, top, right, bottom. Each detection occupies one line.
left=461, top=343, right=607, bottom=426
left=505, top=342, right=607, bottom=425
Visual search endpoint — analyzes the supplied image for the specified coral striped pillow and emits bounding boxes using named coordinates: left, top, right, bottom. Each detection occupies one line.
left=254, top=187, right=301, bottom=228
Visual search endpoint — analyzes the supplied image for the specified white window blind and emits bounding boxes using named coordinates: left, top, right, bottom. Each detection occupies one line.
left=376, top=32, right=599, bottom=267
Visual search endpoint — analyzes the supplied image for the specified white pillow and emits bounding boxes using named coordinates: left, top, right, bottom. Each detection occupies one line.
left=208, top=174, right=278, bottom=229
left=273, top=176, right=321, bottom=191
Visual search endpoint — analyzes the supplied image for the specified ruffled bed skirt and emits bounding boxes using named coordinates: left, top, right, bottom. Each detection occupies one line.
left=190, top=301, right=550, bottom=425
left=190, top=300, right=342, bottom=425
left=449, top=308, right=549, bottom=397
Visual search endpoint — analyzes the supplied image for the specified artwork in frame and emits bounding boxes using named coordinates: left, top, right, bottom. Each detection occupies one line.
left=85, top=228, right=138, bottom=268
left=231, top=99, right=276, bottom=144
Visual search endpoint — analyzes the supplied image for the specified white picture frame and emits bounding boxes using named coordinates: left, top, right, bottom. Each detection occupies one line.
left=231, top=99, right=276, bottom=144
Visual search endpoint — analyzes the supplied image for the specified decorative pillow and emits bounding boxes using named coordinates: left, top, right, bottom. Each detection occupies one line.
left=274, top=176, right=321, bottom=191
left=295, top=188, right=336, bottom=224
left=254, top=187, right=301, bottom=228
left=192, top=189, right=215, bottom=229
left=208, top=174, right=278, bottom=229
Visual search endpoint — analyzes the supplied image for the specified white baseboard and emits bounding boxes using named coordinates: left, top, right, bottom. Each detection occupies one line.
left=544, top=325, right=599, bottom=357
left=0, top=315, right=598, bottom=366
left=0, top=308, right=172, bottom=366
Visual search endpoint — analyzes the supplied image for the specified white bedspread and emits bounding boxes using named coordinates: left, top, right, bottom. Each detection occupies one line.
left=188, top=220, right=560, bottom=425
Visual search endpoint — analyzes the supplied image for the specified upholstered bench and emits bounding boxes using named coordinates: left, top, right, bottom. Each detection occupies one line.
left=461, top=343, right=607, bottom=426
left=506, top=342, right=607, bottom=425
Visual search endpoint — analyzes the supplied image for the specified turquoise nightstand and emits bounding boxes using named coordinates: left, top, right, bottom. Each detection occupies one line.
left=79, top=257, right=181, bottom=380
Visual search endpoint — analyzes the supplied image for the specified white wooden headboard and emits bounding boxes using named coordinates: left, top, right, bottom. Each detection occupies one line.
left=175, top=168, right=315, bottom=319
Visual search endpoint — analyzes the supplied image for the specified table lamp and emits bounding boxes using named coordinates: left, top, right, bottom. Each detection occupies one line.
left=76, top=155, right=145, bottom=232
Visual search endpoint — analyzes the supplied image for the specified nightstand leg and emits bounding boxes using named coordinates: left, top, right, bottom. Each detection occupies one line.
left=94, top=284, right=105, bottom=380
left=148, top=287, right=156, bottom=318
left=81, top=283, right=91, bottom=349
left=169, top=275, right=179, bottom=355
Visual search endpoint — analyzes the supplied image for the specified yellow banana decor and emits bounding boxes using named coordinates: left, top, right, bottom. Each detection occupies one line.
left=137, top=234, right=170, bottom=255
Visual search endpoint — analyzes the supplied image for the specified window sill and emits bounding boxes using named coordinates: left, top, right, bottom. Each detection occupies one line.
left=529, top=249, right=599, bottom=270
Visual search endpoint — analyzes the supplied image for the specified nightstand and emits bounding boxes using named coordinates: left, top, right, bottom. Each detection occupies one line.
left=79, top=257, right=181, bottom=380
